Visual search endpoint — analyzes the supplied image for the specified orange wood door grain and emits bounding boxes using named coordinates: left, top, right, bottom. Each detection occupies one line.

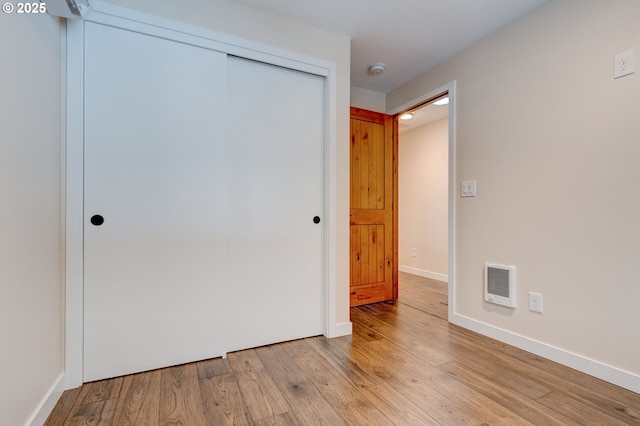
left=350, top=107, right=397, bottom=306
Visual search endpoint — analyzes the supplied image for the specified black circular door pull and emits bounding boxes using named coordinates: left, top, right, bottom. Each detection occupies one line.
left=90, top=215, right=104, bottom=226
left=313, top=216, right=321, bottom=224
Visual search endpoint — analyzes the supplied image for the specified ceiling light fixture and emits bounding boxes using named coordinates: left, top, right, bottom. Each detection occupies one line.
left=368, top=63, right=385, bottom=76
left=399, top=112, right=415, bottom=120
left=433, top=97, right=449, bottom=106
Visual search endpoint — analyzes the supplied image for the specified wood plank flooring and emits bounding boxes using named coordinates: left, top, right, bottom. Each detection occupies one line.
left=45, top=273, right=640, bottom=425
left=397, top=272, right=448, bottom=320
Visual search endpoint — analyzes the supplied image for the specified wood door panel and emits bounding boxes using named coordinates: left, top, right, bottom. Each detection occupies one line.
left=350, top=224, right=386, bottom=286
left=350, top=209, right=386, bottom=224
left=350, top=107, right=396, bottom=307
left=350, top=283, right=389, bottom=306
left=351, top=119, right=385, bottom=210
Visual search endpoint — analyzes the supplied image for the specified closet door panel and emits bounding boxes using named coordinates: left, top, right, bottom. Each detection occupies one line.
left=225, top=57, right=324, bottom=352
left=83, top=22, right=228, bottom=382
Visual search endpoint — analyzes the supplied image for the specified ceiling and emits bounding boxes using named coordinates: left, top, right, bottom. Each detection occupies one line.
left=398, top=99, right=449, bottom=133
left=228, top=0, right=550, bottom=94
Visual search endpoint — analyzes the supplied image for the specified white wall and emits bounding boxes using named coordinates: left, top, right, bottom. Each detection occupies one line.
left=0, top=12, right=64, bottom=426
left=350, top=87, right=386, bottom=113
left=99, top=0, right=351, bottom=336
left=398, top=118, right=448, bottom=281
left=388, top=0, right=640, bottom=390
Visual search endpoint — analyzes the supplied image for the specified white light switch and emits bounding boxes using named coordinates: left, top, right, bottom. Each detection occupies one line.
left=461, top=180, right=476, bottom=197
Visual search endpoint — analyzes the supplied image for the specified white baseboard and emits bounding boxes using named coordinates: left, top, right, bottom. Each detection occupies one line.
left=399, top=265, right=448, bottom=283
left=328, top=321, right=352, bottom=338
left=452, top=313, right=640, bottom=395
left=28, top=373, right=65, bottom=426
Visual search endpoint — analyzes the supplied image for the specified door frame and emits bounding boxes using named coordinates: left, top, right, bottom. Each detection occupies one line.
left=388, top=81, right=456, bottom=322
left=64, top=3, right=339, bottom=389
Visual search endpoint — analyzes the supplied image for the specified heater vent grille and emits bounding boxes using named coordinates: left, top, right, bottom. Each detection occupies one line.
left=484, top=263, right=516, bottom=308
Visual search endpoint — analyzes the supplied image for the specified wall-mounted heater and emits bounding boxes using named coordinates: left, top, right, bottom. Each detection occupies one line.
left=484, top=263, right=516, bottom=308
left=42, top=0, right=92, bottom=19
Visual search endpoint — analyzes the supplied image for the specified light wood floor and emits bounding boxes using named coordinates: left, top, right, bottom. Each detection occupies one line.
left=46, top=273, right=640, bottom=425
left=397, top=272, right=448, bottom=320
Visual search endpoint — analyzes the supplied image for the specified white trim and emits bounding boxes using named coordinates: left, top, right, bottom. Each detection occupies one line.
left=65, top=2, right=340, bottom=388
left=452, top=314, right=640, bottom=394
left=399, top=266, right=448, bottom=283
left=387, top=81, right=457, bottom=323
left=447, top=82, right=457, bottom=324
left=323, top=64, right=349, bottom=338
left=387, top=83, right=453, bottom=116
left=91, top=1, right=331, bottom=77
left=28, top=373, right=64, bottom=426
left=331, top=322, right=353, bottom=338
left=64, top=18, right=85, bottom=389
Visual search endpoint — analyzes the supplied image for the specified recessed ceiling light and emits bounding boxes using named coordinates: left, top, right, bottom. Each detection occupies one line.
left=399, top=112, right=415, bottom=120
left=433, top=97, right=449, bottom=106
left=368, top=63, right=385, bottom=76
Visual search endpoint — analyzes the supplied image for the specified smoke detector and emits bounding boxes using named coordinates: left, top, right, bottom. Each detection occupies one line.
left=368, top=63, right=385, bottom=76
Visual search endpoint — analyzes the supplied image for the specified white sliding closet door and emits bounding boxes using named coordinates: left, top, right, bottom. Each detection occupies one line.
left=83, top=22, right=228, bottom=381
left=225, top=57, right=324, bottom=352
left=83, top=24, right=324, bottom=383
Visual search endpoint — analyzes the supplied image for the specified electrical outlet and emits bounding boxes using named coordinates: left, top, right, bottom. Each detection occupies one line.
left=614, top=49, right=635, bottom=79
left=410, top=248, right=416, bottom=257
left=528, top=292, right=543, bottom=313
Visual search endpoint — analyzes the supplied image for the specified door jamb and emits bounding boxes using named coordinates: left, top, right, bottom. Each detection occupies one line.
left=387, top=81, right=456, bottom=322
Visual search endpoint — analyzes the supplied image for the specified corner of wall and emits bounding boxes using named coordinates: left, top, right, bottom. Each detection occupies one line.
left=350, top=87, right=385, bottom=112
left=27, top=374, right=65, bottom=426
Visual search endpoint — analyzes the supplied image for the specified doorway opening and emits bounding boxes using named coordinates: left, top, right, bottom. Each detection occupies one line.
left=395, top=91, right=450, bottom=320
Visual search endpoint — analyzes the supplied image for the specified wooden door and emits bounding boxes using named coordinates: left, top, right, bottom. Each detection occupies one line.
left=350, top=107, right=397, bottom=306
